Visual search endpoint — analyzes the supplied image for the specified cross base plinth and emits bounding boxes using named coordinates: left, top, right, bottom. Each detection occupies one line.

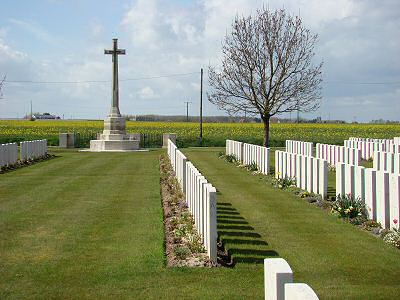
left=89, top=139, right=140, bottom=151
left=109, top=106, right=121, bottom=117
left=88, top=114, right=140, bottom=152
left=103, top=115, right=126, bottom=133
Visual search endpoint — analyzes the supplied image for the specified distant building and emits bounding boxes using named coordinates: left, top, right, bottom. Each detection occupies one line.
left=32, top=113, right=60, bottom=120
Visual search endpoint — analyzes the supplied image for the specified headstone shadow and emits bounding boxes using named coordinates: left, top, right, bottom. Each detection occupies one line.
left=327, top=186, right=336, bottom=200
left=217, top=202, right=279, bottom=266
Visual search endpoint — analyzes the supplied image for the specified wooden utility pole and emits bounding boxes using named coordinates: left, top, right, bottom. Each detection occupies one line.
left=184, top=101, right=191, bottom=122
left=199, top=68, right=203, bottom=144
left=30, top=100, right=33, bottom=121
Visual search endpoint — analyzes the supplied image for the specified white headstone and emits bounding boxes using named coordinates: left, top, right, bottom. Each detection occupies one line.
left=364, top=168, right=377, bottom=220
left=389, top=174, right=400, bottom=230
left=265, top=258, right=293, bottom=300
left=376, top=171, right=390, bottom=228
left=284, top=283, right=319, bottom=300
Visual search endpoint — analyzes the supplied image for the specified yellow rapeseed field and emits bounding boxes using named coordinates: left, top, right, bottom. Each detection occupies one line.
left=0, top=119, right=399, bottom=147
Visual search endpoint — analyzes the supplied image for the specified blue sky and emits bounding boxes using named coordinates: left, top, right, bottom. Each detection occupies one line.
left=0, top=0, right=399, bottom=121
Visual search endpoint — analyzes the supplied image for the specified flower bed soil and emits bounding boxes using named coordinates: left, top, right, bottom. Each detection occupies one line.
left=159, top=154, right=217, bottom=267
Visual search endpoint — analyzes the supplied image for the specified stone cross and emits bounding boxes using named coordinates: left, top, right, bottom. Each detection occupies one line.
left=105, top=38, right=126, bottom=117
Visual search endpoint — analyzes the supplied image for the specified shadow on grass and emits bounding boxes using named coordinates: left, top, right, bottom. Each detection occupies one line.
left=217, top=202, right=278, bottom=266
left=217, top=210, right=241, bottom=216
left=269, top=166, right=275, bottom=175
left=222, top=238, right=268, bottom=246
left=0, top=155, right=59, bottom=175
left=218, top=225, right=255, bottom=231
left=217, top=219, right=249, bottom=225
left=218, top=231, right=262, bottom=238
left=327, top=186, right=336, bottom=199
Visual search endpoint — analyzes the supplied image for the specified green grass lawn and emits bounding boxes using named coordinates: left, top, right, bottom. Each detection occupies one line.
left=183, top=147, right=400, bottom=300
left=0, top=149, right=266, bottom=299
left=1, top=148, right=399, bottom=299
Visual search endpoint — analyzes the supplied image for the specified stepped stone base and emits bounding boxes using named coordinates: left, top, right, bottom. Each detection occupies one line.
left=88, top=114, right=140, bottom=152
left=99, top=133, right=126, bottom=140
left=90, top=139, right=140, bottom=151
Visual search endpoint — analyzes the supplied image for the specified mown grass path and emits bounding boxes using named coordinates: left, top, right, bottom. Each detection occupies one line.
left=1, top=149, right=265, bottom=299
left=184, top=147, right=400, bottom=300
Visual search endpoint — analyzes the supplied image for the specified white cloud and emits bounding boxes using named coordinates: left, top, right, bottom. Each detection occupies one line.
left=0, top=27, right=8, bottom=38
left=1, top=0, right=399, bottom=121
left=8, top=18, right=59, bottom=46
left=121, top=0, right=162, bottom=48
left=0, top=38, right=27, bottom=62
left=89, top=21, right=104, bottom=38
left=138, top=86, right=158, bottom=99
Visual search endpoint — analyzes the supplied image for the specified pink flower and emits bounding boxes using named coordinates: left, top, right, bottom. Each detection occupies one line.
left=394, top=219, right=398, bottom=225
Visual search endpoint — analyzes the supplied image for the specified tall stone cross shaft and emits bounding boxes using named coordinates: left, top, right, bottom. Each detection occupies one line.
left=104, top=38, right=125, bottom=117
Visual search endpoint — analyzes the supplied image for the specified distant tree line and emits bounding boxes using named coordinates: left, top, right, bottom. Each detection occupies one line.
left=370, top=119, right=400, bottom=124
left=123, top=114, right=262, bottom=123
left=122, top=114, right=354, bottom=124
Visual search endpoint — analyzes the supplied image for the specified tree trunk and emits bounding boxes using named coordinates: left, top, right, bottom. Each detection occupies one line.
left=262, top=115, right=270, bottom=147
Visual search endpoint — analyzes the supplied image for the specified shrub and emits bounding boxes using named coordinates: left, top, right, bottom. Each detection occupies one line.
left=180, top=211, right=192, bottom=223
left=246, top=161, right=258, bottom=172
left=349, top=215, right=368, bottom=225
left=224, top=154, right=237, bottom=163
left=362, top=220, right=381, bottom=231
left=184, top=234, right=205, bottom=253
left=174, top=223, right=193, bottom=238
left=331, top=193, right=366, bottom=219
left=315, top=198, right=332, bottom=210
left=382, top=219, right=400, bottom=249
left=383, top=231, right=400, bottom=249
left=272, top=175, right=296, bottom=189
left=173, top=245, right=191, bottom=259
left=170, top=216, right=179, bottom=229
left=300, top=191, right=311, bottom=198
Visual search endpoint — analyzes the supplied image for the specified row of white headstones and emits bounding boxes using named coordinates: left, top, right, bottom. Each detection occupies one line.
left=226, top=140, right=329, bottom=199
left=227, top=138, right=400, bottom=231
left=226, top=139, right=270, bottom=174
left=335, top=138, right=400, bottom=230
left=0, top=140, right=48, bottom=168
left=167, top=139, right=217, bottom=263
left=285, top=138, right=400, bottom=230
left=225, top=140, right=319, bottom=299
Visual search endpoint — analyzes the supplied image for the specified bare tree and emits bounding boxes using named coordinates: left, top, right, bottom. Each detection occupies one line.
left=208, top=8, right=323, bottom=146
left=0, top=75, right=5, bottom=99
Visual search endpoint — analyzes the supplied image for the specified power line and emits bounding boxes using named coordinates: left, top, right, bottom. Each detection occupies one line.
left=323, top=81, right=400, bottom=85
left=121, top=72, right=199, bottom=82
left=4, top=72, right=399, bottom=86
left=5, top=79, right=109, bottom=84
left=3, top=71, right=200, bottom=85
